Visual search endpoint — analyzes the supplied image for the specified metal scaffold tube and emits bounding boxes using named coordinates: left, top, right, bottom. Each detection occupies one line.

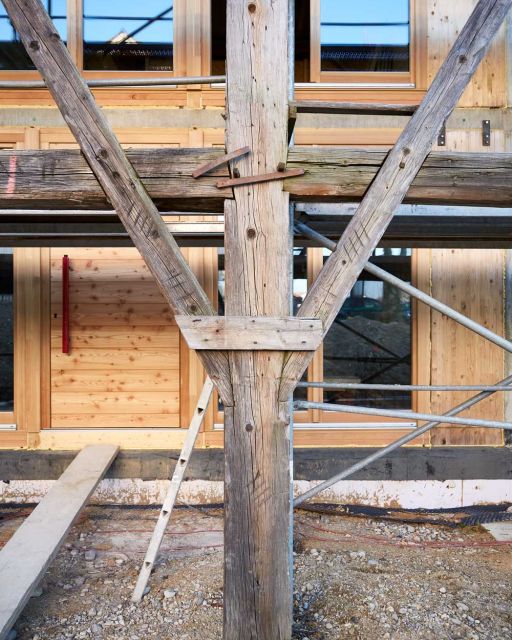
left=294, top=373, right=512, bottom=506
left=295, top=221, right=512, bottom=355
left=298, top=382, right=512, bottom=392
left=294, top=400, right=512, bottom=430
left=0, top=75, right=226, bottom=89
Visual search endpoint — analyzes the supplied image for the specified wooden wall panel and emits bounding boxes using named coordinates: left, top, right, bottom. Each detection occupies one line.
left=49, top=248, right=181, bottom=429
left=430, top=249, right=504, bottom=446
left=430, top=130, right=505, bottom=446
left=427, top=0, right=507, bottom=107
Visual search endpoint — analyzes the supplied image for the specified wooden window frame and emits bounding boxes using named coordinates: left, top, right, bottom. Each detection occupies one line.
left=0, top=0, right=186, bottom=80
left=309, top=0, right=427, bottom=89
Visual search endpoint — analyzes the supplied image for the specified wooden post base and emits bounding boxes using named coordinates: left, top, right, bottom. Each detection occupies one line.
left=223, top=352, right=292, bottom=640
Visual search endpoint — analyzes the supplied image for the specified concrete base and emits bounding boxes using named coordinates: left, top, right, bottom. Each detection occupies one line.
left=1, top=477, right=511, bottom=509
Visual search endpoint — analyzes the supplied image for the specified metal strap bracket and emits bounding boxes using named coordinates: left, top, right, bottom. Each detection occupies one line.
left=192, top=146, right=251, bottom=179
left=216, top=168, right=305, bottom=189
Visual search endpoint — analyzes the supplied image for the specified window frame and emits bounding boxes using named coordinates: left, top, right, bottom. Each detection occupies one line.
left=309, top=0, right=427, bottom=88
left=0, top=0, right=186, bottom=79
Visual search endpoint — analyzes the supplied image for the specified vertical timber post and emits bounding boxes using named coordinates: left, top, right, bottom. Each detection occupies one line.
left=223, top=1, right=292, bottom=638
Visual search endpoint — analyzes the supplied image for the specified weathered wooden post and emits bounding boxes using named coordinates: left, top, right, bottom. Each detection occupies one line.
left=222, top=1, right=292, bottom=637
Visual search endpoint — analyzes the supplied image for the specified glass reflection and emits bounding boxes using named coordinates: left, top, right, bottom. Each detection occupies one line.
left=83, top=0, right=173, bottom=71
left=0, top=0, right=66, bottom=70
left=320, top=0, right=410, bottom=73
left=322, top=248, right=412, bottom=410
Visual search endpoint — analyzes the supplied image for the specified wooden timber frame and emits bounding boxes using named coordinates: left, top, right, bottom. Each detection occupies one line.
left=2, top=0, right=512, bottom=637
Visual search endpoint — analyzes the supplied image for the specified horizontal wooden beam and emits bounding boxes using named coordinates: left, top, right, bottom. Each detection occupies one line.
left=291, top=101, right=419, bottom=116
left=1, top=148, right=512, bottom=211
left=176, top=316, right=323, bottom=351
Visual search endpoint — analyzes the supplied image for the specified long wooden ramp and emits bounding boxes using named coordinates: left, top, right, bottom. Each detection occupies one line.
left=0, top=444, right=118, bottom=640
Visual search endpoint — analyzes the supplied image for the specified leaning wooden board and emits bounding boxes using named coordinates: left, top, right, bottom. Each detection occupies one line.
left=0, top=445, right=118, bottom=640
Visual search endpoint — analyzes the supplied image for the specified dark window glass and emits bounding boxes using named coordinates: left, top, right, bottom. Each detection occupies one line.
left=320, top=0, right=410, bottom=73
left=211, top=0, right=311, bottom=82
left=0, top=249, right=13, bottom=412
left=293, top=248, right=308, bottom=401
left=322, top=248, right=412, bottom=410
left=83, top=0, right=173, bottom=71
left=0, top=0, right=66, bottom=70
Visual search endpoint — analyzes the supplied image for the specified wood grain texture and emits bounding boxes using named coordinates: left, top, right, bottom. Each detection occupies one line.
left=428, top=0, right=507, bottom=108
left=1, top=0, right=214, bottom=321
left=429, top=130, right=505, bottom=446
left=14, top=249, right=43, bottom=434
left=280, top=0, right=512, bottom=401
left=430, top=249, right=504, bottom=446
left=0, top=445, right=118, bottom=640
left=177, top=316, right=322, bottom=351
left=5, top=147, right=512, bottom=208
left=50, top=247, right=181, bottom=428
left=222, top=0, right=292, bottom=636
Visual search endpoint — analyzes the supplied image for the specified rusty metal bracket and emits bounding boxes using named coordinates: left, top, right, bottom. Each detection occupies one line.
left=192, top=146, right=251, bottom=179
left=216, top=168, right=305, bottom=189
left=482, top=119, right=491, bottom=147
left=437, top=122, right=446, bottom=147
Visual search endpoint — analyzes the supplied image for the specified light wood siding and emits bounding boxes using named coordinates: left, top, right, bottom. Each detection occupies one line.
left=50, top=247, right=180, bottom=428
left=428, top=130, right=506, bottom=446
left=427, top=0, right=507, bottom=108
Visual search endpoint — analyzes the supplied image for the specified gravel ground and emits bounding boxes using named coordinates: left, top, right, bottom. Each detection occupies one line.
left=1, top=505, right=511, bottom=640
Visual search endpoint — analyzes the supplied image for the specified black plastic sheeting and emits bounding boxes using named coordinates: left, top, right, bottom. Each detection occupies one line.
left=299, top=502, right=512, bottom=527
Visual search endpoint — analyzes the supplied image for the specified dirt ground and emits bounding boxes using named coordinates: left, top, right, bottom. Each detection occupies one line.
left=1, top=504, right=512, bottom=640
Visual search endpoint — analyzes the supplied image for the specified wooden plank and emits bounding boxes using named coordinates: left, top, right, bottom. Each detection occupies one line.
left=291, top=100, right=419, bottom=116
left=176, top=316, right=323, bottom=351
left=0, top=444, right=118, bottom=640
left=132, top=378, right=214, bottom=602
left=51, top=303, right=175, bottom=326
left=51, top=391, right=179, bottom=415
left=51, top=369, right=179, bottom=392
left=50, top=281, right=168, bottom=304
left=50, top=414, right=180, bottom=428
left=4, top=147, right=512, bottom=208
left=428, top=0, right=507, bottom=108
left=14, top=249, right=42, bottom=435
left=50, top=327, right=179, bottom=349
left=280, top=0, right=512, bottom=401
left=430, top=249, right=504, bottom=446
left=51, top=348, right=179, bottom=370
left=1, top=0, right=214, bottom=322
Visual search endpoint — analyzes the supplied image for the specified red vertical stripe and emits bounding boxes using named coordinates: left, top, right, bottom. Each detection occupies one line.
left=62, top=254, right=70, bottom=354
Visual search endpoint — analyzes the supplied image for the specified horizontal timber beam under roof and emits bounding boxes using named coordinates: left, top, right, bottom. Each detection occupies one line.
left=1, top=206, right=512, bottom=247
left=1, top=147, right=512, bottom=212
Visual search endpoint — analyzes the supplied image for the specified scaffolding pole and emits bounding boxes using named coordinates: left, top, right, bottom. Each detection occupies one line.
left=295, top=221, right=512, bottom=354
left=294, top=373, right=512, bottom=506
left=294, top=400, right=512, bottom=430
left=298, top=382, right=512, bottom=392
left=0, top=75, right=226, bottom=89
